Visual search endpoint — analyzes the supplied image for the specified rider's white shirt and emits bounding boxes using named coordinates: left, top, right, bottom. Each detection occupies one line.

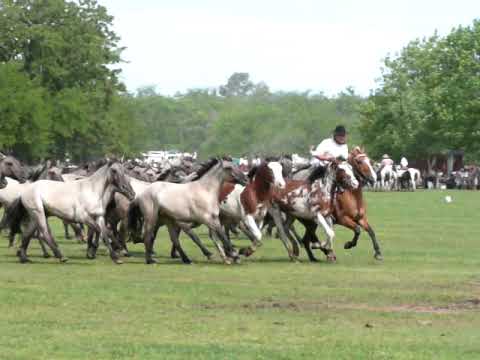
left=400, top=157, right=408, bottom=168
left=310, top=138, right=349, bottom=166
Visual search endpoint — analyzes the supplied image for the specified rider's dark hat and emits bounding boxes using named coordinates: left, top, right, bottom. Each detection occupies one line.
left=334, top=125, right=346, bottom=136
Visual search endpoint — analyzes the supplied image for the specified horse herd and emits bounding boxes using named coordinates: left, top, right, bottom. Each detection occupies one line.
left=0, top=148, right=383, bottom=265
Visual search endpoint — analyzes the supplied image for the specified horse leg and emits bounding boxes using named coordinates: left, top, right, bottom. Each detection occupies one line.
left=212, top=216, right=240, bottom=262
left=338, top=217, right=361, bottom=250
left=296, top=220, right=318, bottom=262
left=142, top=217, right=157, bottom=264
left=208, top=228, right=231, bottom=264
left=97, top=216, right=121, bottom=264
left=268, top=206, right=298, bottom=261
left=283, top=215, right=300, bottom=257
left=359, top=218, right=383, bottom=261
left=166, top=223, right=191, bottom=264
left=63, top=221, right=71, bottom=239
left=35, top=213, right=67, bottom=262
left=315, top=214, right=336, bottom=262
left=182, top=227, right=213, bottom=260
left=86, top=226, right=98, bottom=259
left=238, top=221, right=259, bottom=257
left=71, top=222, right=85, bottom=243
left=8, top=230, right=16, bottom=248
left=17, top=220, right=37, bottom=263
left=238, top=215, right=263, bottom=257
left=118, top=220, right=130, bottom=257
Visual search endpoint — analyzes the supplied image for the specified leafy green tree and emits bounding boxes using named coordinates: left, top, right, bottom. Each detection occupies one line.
left=360, top=20, right=480, bottom=164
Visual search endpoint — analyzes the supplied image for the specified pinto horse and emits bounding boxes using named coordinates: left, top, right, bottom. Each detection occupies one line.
left=301, top=148, right=383, bottom=260
left=274, top=160, right=359, bottom=262
left=218, top=161, right=286, bottom=257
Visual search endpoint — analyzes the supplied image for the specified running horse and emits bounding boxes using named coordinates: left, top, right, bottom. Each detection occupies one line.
left=3, top=161, right=135, bottom=264
left=127, top=158, right=247, bottom=265
left=274, top=160, right=359, bottom=262
left=336, top=147, right=383, bottom=260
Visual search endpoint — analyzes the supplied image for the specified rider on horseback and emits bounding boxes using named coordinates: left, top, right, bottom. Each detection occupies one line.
left=310, top=125, right=349, bottom=166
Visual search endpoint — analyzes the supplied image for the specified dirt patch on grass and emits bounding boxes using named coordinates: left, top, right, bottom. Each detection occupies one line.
left=197, top=298, right=480, bottom=314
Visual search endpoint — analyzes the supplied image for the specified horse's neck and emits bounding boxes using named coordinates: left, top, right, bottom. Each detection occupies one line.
left=199, top=165, right=224, bottom=195
left=322, top=168, right=336, bottom=194
left=85, top=168, right=112, bottom=205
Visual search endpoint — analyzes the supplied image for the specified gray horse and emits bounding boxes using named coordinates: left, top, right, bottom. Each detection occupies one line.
left=127, top=158, right=246, bottom=265
left=3, top=161, right=135, bottom=264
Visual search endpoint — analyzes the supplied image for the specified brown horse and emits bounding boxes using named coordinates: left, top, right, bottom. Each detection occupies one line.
left=335, top=147, right=382, bottom=260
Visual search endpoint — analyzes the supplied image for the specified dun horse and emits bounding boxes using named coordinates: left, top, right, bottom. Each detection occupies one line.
left=3, top=162, right=135, bottom=264
left=127, top=158, right=247, bottom=264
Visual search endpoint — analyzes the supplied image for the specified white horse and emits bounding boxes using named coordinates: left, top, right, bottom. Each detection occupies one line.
left=378, top=165, right=397, bottom=191
left=3, top=162, right=135, bottom=264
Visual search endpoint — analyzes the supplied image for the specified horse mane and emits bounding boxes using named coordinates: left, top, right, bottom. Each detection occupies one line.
left=29, top=163, right=48, bottom=182
left=247, top=166, right=258, bottom=180
left=307, top=165, right=327, bottom=183
left=189, top=158, right=220, bottom=181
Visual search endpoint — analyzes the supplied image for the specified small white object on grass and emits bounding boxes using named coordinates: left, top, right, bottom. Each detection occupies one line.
left=445, top=195, right=452, bottom=203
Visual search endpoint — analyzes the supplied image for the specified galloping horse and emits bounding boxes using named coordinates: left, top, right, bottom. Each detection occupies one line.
left=274, top=160, right=359, bottom=262
left=3, top=161, right=135, bottom=264
left=218, top=161, right=286, bottom=257
left=336, top=147, right=383, bottom=260
left=127, top=158, right=247, bottom=264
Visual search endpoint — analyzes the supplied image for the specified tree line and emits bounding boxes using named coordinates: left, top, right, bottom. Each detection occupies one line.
left=0, top=1, right=478, bottom=163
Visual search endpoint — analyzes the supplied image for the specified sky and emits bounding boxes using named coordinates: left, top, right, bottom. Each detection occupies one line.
left=98, top=0, right=478, bottom=96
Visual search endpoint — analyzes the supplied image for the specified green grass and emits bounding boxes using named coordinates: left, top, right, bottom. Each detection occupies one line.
left=0, top=190, right=479, bottom=359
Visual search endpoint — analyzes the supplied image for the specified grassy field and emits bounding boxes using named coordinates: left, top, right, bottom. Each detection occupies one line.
left=0, top=190, right=479, bottom=359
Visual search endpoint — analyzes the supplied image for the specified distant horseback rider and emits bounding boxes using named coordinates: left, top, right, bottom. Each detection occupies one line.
left=310, top=125, right=349, bottom=167
left=380, top=154, right=394, bottom=170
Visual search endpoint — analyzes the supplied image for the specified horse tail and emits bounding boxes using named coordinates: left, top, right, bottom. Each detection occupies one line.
left=0, top=198, right=27, bottom=235
left=127, top=200, right=144, bottom=244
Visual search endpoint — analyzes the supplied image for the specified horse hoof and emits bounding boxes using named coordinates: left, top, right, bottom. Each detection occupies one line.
left=233, top=257, right=241, bottom=264
left=123, top=251, right=132, bottom=258
left=19, top=257, right=31, bottom=264
left=146, top=258, right=158, bottom=265
left=344, top=242, right=354, bottom=250
left=113, top=259, right=123, bottom=265
left=43, top=253, right=51, bottom=259
left=374, top=253, right=384, bottom=261
left=224, top=258, right=232, bottom=265
left=60, top=257, right=69, bottom=263
left=86, top=252, right=96, bottom=260
left=239, top=247, right=254, bottom=257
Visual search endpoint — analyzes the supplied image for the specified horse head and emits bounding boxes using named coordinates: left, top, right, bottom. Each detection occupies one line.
left=348, top=147, right=377, bottom=186
left=331, top=160, right=359, bottom=190
left=108, top=162, right=136, bottom=201
left=266, top=161, right=286, bottom=188
left=0, top=155, right=27, bottom=187
left=221, top=159, right=248, bottom=186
